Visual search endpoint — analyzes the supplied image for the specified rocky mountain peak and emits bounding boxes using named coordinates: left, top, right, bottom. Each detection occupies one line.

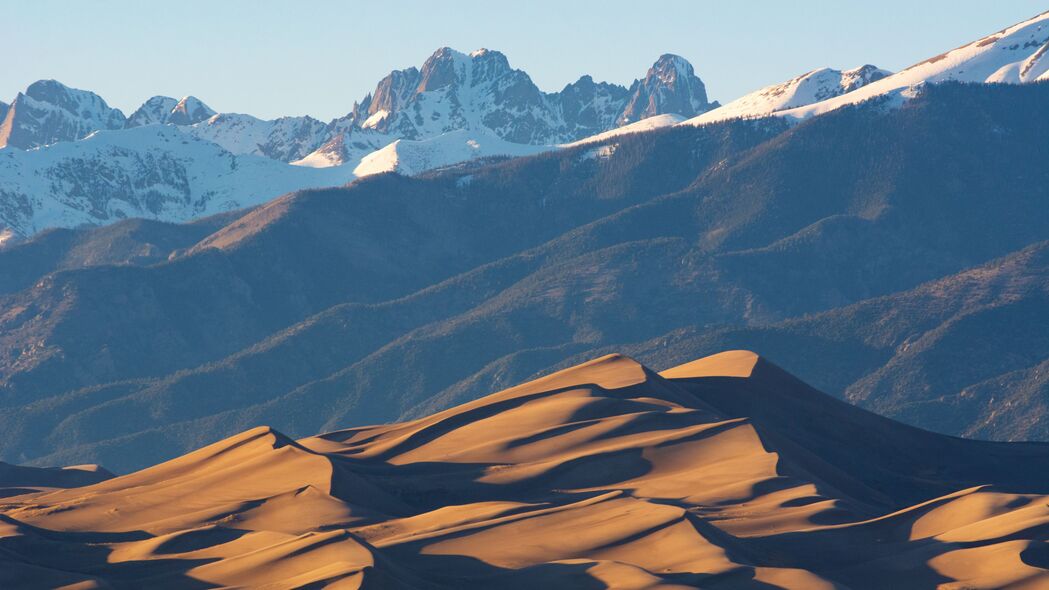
left=367, top=68, right=421, bottom=118
left=169, top=96, right=216, bottom=125
left=333, top=47, right=718, bottom=147
left=126, top=95, right=215, bottom=127
left=0, top=80, right=126, bottom=149
left=617, top=54, right=717, bottom=125
left=840, top=64, right=892, bottom=94
left=126, top=96, right=179, bottom=127
left=417, top=46, right=470, bottom=92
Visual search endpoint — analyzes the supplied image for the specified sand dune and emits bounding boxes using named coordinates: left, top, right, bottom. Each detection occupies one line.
left=1, top=351, right=1047, bottom=589
left=0, top=462, right=113, bottom=499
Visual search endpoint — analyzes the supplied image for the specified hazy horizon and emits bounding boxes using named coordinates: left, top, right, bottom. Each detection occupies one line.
left=5, top=0, right=1043, bottom=120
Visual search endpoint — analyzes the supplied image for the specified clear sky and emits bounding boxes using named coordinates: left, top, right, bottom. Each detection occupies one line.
left=6, top=1, right=1044, bottom=120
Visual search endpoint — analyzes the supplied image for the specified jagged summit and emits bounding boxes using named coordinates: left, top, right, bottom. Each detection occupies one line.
left=0, top=79, right=125, bottom=149
left=125, top=94, right=215, bottom=127
left=617, top=53, right=718, bottom=125
left=291, top=48, right=716, bottom=168
left=124, top=95, right=178, bottom=126
left=168, top=96, right=216, bottom=125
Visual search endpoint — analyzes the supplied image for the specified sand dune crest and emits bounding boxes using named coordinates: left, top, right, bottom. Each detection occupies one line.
left=1, top=351, right=1047, bottom=588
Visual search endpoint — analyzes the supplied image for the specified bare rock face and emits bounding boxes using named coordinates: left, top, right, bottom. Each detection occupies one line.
left=328, top=48, right=716, bottom=147
left=0, top=80, right=126, bottom=149
left=617, top=54, right=718, bottom=125
left=167, top=96, right=216, bottom=126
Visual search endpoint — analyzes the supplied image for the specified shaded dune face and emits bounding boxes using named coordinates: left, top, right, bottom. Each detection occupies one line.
left=1, top=352, right=1048, bottom=589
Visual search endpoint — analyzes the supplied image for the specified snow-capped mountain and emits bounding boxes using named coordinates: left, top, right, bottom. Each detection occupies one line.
left=125, top=96, right=179, bottom=127
left=0, top=125, right=355, bottom=238
left=186, top=113, right=330, bottom=162
left=127, top=96, right=216, bottom=127
left=352, top=128, right=552, bottom=177
left=689, top=65, right=890, bottom=125
left=168, top=96, right=216, bottom=126
left=289, top=129, right=392, bottom=169
left=684, top=10, right=1049, bottom=127
left=335, top=47, right=560, bottom=143
left=0, top=80, right=126, bottom=149
left=562, top=113, right=686, bottom=148
left=778, top=10, right=1049, bottom=120
left=298, top=48, right=718, bottom=166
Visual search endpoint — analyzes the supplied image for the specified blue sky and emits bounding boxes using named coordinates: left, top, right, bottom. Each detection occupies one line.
left=6, top=1, right=1044, bottom=120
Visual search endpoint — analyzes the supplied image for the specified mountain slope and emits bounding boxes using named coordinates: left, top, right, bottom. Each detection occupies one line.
left=0, top=125, right=356, bottom=237
left=126, top=95, right=216, bottom=127
left=351, top=128, right=552, bottom=177
left=614, top=242, right=1049, bottom=443
left=1, top=352, right=1047, bottom=589
left=0, top=118, right=788, bottom=470
left=187, top=112, right=331, bottom=161
left=686, top=10, right=1049, bottom=126
left=2, top=82, right=1049, bottom=471
left=781, top=9, right=1049, bottom=120
left=690, top=64, right=890, bottom=124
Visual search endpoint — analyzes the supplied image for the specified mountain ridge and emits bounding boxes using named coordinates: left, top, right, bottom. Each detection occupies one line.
left=0, top=49, right=717, bottom=241
left=3, top=82, right=1049, bottom=472
left=687, top=9, right=1049, bottom=126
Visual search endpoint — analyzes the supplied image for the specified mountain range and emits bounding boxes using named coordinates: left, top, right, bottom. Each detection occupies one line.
left=4, top=11, right=1049, bottom=245
left=0, top=50, right=719, bottom=241
left=0, top=10, right=1048, bottom=475
left=1, top=76, right=1048, bottom=471
left=2, top=351, right=1048, bottom=588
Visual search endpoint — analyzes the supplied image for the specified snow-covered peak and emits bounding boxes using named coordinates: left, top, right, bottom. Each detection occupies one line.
left=169, top=96, right=216, bottom=126
left=563, top=113, right=686, bottom=148
left=329, top=47, right=717, bottom=149
left=417, top=46, right=474, bottom=92
left=125, top=96, right=179, bottom=127
left=332, top=46, right=550, bottom=142
left=1, top=48, right=728, bottom=237
left=686, top=64, right=891, bottom=125
left=840, top=64, right=893, bottom=93
left=188, top=112, right=330, bottom=162
left=0, top=80, right=126, bottom=149
left=773, top=10, right=1049, bottom=120
left=22, top=80, right=123, bottom=122
left=126, top=95, right=215, bottom=127
left=652, top=54, right=696, bottom=83
left=352, top=128, right=550, bottom=178
left=291, top=133, right=357, bottom=168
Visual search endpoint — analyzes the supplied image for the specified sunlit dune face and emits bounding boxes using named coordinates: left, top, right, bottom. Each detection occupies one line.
left=1, top=350, right=1047, bottom=589
left=659, top=350, right=761, bottom=380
